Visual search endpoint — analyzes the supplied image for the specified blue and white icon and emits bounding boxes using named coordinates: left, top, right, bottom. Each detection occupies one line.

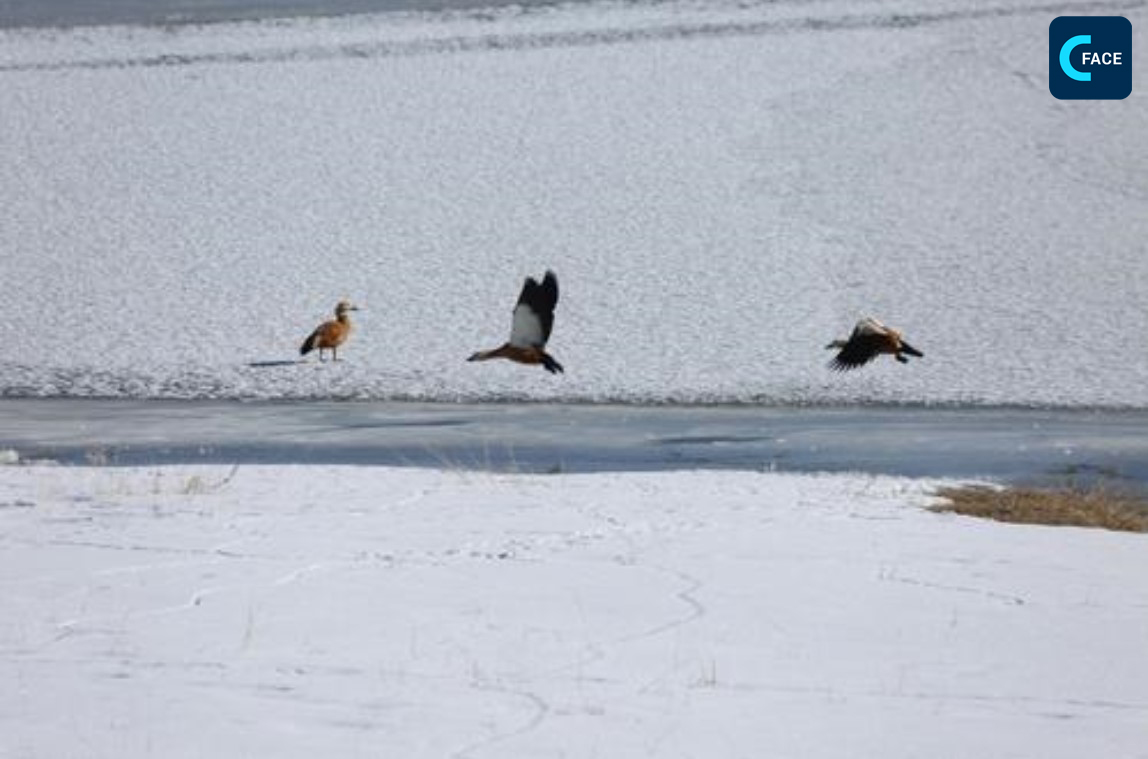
left=1049, top=17, right=1132, bottom=100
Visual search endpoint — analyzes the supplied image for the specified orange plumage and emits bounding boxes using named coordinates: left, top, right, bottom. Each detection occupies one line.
left=826, top=317, right=923, bottom=371
left=468, top=271, right=563, bottom=374
left=300, top=300, right=359, bottom=362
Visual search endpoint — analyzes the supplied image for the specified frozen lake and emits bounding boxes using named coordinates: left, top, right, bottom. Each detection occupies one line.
left=2, top=0, right=1146, bottom=407
left=2, top=399, right=1146, bottom=483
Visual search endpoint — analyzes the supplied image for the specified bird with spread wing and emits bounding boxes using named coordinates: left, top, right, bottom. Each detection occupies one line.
left=468, top=271, right=564, bottom=374
left=827, top=317, right=923, bottom=371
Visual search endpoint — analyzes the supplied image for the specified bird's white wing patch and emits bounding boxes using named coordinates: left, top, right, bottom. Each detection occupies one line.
left=855, top=317, right=888, bottom=336
left=509, top=304, right=545, bottom=347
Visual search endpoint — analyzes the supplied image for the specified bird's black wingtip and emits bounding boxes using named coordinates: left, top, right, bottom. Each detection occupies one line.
left=541, top=354, right=564, bottom=374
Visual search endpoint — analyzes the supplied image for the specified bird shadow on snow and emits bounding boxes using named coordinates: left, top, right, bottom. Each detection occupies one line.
left=245, top=359, right=307, bottom=368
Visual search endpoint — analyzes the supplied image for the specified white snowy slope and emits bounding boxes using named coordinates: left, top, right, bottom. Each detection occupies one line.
left=1, top=465, right=1146, bottom=757
left=1, top=0, right=1147, bottom=404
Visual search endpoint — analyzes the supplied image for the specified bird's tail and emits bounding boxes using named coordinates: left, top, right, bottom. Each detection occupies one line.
left=900, top=342, right=924, bottom=358
left=300, top=331, right=318, bottom=356
left=541, top=352, right=564, bottom=374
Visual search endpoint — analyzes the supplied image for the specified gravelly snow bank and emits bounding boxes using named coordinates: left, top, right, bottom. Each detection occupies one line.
left=2, top=0, right=1146, bottom=404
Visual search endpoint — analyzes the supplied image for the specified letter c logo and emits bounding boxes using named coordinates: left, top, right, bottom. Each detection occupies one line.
left=1060, top=34, right=1092, bottom=81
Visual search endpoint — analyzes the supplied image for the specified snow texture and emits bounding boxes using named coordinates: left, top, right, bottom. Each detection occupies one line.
left=2, top=0, right=1147, bottom=405
left=1, top=464, right=1147, bottom=757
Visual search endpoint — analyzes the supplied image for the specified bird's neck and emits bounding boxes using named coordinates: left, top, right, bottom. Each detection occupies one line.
left=479, top=345, right=513, bottom=360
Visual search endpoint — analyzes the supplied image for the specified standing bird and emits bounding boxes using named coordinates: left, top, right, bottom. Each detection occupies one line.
left=468, top=271, right=564, bottom=374
left=300, top=300, right=359, bottom=362
left=827, top=317, right=923, bottom=371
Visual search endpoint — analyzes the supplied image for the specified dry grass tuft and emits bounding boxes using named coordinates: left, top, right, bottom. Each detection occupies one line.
left=932, top=484, right=1148, bottom=533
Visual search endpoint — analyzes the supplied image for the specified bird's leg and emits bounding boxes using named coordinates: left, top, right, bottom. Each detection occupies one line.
left=896, top=353, right=908, bottom=363
left=333, top=347, right=339, bottom=362
left=319, top=348, right=327, bottom=363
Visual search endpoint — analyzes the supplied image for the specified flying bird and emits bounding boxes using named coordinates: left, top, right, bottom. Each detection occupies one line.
left=300, top=300, right=359, bottom=362
left=826, top=317, right=923, bottom=371
left=468, top=271, right=564, bottom=374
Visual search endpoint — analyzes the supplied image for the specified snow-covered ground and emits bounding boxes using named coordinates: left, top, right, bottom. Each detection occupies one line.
left=2, top=0, right=1146, bottom=405
left=2, top=464, right=1146, bottom=757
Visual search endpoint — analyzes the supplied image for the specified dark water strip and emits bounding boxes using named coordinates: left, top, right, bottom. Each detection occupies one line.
left=1, top=399, right=1145, bottom=484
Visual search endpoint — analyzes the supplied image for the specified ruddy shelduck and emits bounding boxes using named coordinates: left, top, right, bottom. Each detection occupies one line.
left=827, top=317, right=923, bottom=371
left=300, top=300, right=359, bottom=362
left=468, top=271, right=564, bottom=374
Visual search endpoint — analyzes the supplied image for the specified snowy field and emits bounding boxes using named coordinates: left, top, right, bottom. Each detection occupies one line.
left=4, top=4, right=1147, bottom=755
left=2, top=0, right=1147, bottom=405
left=2, top=464, right=1147, bottom=758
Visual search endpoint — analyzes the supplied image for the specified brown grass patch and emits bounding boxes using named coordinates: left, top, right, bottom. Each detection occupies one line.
left=932, top=484, right=1148, bottom=533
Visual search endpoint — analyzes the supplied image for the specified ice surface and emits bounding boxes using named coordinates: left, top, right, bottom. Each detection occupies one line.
left=2, top=464, right=1147, bottom=757
left=1, top=0, right=1146, bottom=405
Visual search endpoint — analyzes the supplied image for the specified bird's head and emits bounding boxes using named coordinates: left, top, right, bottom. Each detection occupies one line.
left=335, top=300, right=360, bottom=315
